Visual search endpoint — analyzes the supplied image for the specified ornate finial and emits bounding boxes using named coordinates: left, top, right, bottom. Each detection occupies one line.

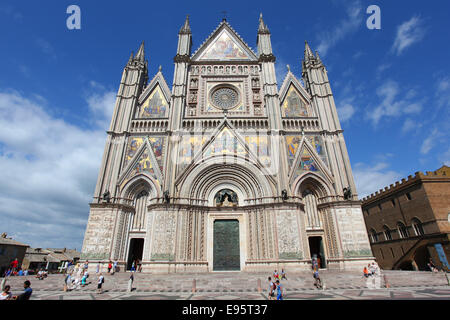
left=221, top=11, right=227, bottom=21
left=286, top=64, right=291, bottom=72
left=158, top=65, right=162, bottom=72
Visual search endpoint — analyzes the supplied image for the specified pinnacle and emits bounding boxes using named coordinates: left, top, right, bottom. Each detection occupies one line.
left=304, top=40, right=315, bottom=60
left=135, top=41, right=145, bottom=62
left=179, top=15, right=191, bottom=34
left=258, top=13, right=269, bottom=33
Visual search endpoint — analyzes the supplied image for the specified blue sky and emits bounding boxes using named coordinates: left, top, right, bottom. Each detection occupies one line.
left=0, top=0, right=449, bottom=249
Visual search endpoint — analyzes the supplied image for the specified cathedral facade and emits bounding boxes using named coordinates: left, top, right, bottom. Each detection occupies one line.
left=81, top=15, right=374, bottom=273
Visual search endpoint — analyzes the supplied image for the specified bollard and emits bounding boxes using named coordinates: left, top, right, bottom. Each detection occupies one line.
left=127, top=278, right=133, bottom=292
left=383, top=274, right=390, bottom=288
left=257, top=279, right=262, bottom=293
left=192, top=279, right=196, bottom=293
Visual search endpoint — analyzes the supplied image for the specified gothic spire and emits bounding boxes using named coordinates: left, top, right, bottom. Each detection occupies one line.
left=304, top=40, right=315, bottom=60
left=258, top=13, right=270, bottom=34
left=135, top=41, right=145, bottom=62
left=179, top=15, right=191, bottom=34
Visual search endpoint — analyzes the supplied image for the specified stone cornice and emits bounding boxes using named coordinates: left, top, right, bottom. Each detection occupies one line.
left=89, top=202, right=135, bottom=212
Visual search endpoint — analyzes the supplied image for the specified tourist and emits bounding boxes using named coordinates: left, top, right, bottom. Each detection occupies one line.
left=83, top=260, right=89, bottom=272
left=24, top=269, right=29, bottom=276
left=281, top=269, right=287, bottom=280
left=36, top=269, right=44, bottom=280
left=363, top=266, right=370, bottom=278
left=13, top=280, right=32, bottom=300
left=311, top=255, right=318, bottom=270
left=97, top=273, right=105, bottom=294
left=0, top=285, right=12, bottom=300
left=108, top=261, right=112, bottom=273
left=267, top=277, right=275, bottom=300
left=10, top=258, right=19, bottom=273
left=112, top=260, right=118, bottom=275
left=275, top=280, right=283, bottom=300
left=131, top=261, right=136, bottom=272
left=427, top=258, right=438, bottom=272
left=313, top=268, right=322, bottom=289
left=18, top=269, right=23, bottom=276
left=273, top=270, right=279, bottom=280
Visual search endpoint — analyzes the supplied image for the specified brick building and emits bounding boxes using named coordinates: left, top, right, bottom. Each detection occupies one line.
left=361, top=166, right=450, bottom=271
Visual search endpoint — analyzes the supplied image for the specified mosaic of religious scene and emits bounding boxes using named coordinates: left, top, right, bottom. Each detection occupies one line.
left=245, top=135, right=271, bottom=167
left=306, top=135, right=328, bottom=168
left=131, top=149, right=155, bottom=177
left=149, top=137, right=165, bottom=172
left=139, top=86, right=168, bottom=118
left=200, top=30, right=250, bottom=61
left=178, top=134, right=208, bottom=170
left=124, top=137, right=145, bottom=168
left=282, top=85, right=308, bottom=117
left=285, top=136, right=302, bottom=167
left=204, top=128, right=246, bottom=157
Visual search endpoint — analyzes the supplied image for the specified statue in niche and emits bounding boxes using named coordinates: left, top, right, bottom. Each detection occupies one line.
left=281, top=189, right=288, bottom=201
left=102, top=190, right=111, bottom=203
left=163, top=190, right=170, bottom=204
left=343, top=187, right=352, bottom=200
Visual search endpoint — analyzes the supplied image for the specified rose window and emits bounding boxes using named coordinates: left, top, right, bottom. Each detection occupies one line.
left=211, top=86, right=239, bottom=110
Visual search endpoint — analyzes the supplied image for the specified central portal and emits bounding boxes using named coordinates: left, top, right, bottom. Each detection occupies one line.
left=213, top=219, right=240, bottom=271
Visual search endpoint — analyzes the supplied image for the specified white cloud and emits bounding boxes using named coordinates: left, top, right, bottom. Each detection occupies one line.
left=401, top=118, right=418, bottom=134
left=436, top=76, right=450, bottom=108
left=337, top=103, right=355, bottom=122
left=392, top=16, right=426, bottom=56
left=0, top=87, right=115, bottom=249
left=317, top=1, right=363, bottom=56
left=353, top=161, right=403, bottom=199
left=366, top=80, right=423, bottom=125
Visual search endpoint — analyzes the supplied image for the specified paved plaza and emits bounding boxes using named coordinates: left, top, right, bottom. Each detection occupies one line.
left=2, top=270, right=449, bottom=300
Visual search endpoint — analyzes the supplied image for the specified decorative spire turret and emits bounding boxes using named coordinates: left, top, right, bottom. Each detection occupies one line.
left=257, top=13, right=274, bottom=58
left=258, top=13, right=270, bottom=34
left=135, top=41, right=145, bottom=62
left=304, top=41, right=315, bottom=61
left=179, top=15, right=191, bottom=34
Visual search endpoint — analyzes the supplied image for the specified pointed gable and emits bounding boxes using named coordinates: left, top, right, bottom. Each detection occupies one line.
left=139, top=85, right=168, bottom=118
left=191, top=22, right=258, bottom=61
left=279, top=71, right=312, bottom=118
left=137, top=69, right=171, bottom=119
left=289, top=135, right=332, bottom=184
left=285, top=135, right=302, bottom=167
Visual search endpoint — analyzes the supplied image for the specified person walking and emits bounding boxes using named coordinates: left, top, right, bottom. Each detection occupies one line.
left=267, top=277, right=275, bottom=300
left=108, top=261, right=112, bottom=274
left=313, top=268, right=322, bottom=289
left=112, top=260, right=118, bottom=275
left=97, top=273, right=105, bottom=294
left=13, top=280, right=32, bottom=300
left=0, top=285, right=12, bottom=300
left=275, top=280, right=283, bottom=300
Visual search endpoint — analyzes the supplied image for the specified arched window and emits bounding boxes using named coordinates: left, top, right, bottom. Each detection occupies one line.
left=412, top=218, right=424, bottom=236
left=397, top=222, right=409, bottom=239
left=383, top=225, right=392, bottom=241
left=370, top=229, right=379, bottom=243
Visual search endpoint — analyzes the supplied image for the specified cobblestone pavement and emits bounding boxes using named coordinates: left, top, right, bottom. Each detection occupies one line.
left=7, top=286, right=450, bottom=300
left=3, top=270, right=449, bottom=300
